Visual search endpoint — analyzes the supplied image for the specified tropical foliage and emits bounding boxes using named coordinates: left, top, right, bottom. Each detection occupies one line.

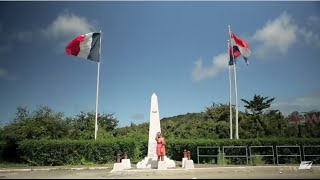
left=0, top=94, right=319, bottom=164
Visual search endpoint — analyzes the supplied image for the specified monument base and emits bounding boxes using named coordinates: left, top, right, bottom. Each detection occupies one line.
left=182, top=157, right=188, bottom=168
left=121, top=159, right=132, bottom=169
left=136, top=157, right=157, bottom=169
left=112, top=163, right=124, bottom=171
left=136, top=156, right=176, bottom=169
left=184, top=160, right=194, bottom=169
left=157, top=161, right=167, bottom=170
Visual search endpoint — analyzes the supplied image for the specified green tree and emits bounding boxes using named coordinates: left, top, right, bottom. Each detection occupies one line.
left=2, top=106, right=68, bottom=142
left=67, top=111, right=119, bottom=140
left=204, top=103, right=231, bottom=139
left=241, top=95, right=275, bottom=138
left=13, top=106, right=29, bottom=123
left=261, top=110, right=287, bottom=137
left=241, top=95, right=275, bottom=115
left=0, top=106, right=69, bottom=162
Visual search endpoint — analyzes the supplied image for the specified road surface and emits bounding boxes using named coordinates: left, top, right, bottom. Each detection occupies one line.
left=0, top=165, right=319, bottom=179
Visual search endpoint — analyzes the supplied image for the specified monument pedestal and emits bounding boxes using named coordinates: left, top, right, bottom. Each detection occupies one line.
left=182, top=157, right=188, bottom=168
left=121, top=159, right=132, bottom=169
left=157, top=161, right=167, bottom=170
left=136, top=157, right=158, bottom=169
left=163, top=156, right=176, bottom=168
left=112, top=162, right=124, bottom=171
left=136, top=156, right=175, bottom=169
left=184, top=160, right=194, bottom=169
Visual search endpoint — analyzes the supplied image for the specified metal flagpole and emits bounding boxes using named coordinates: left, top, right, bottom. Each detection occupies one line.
left=233, top=57, right=239, bottom=139
left=228, top=25, right=239, bottom=139
left=228, top=40, right=233, bottom=139
left=94, top=30, right=102, bottom=140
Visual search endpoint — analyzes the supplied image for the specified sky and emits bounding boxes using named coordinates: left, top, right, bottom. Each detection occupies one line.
left=0, top=1, right=319, bottom=128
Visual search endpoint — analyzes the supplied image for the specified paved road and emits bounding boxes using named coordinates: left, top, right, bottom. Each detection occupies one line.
left=0, top=166, right=319, bottom=179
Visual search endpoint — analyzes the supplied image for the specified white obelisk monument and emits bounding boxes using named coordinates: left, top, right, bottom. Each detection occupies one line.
left=147, top=93, right=161, bottom=158
left=136, top=93, right=176, bottom=169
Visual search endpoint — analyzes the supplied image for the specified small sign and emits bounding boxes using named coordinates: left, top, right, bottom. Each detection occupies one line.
left=299, top=161, right=313, bottom=169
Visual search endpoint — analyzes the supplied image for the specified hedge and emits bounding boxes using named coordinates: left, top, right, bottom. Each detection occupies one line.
left=16, top=137, right=320, bottom=166
left=18, top=138, right=140, bottom=166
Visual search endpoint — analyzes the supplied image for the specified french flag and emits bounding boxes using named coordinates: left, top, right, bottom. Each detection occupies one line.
left=230, top=32, right=251, bottom=65
left=66, top=32, right=101, bottom=62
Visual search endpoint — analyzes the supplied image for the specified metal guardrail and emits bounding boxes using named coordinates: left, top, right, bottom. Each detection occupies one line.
left=222, top=146, right=248, bottom=165
left=197, top=146, right=220, bottom=164
left=303, top=145, right=320, bottom=163
left=275, top=145, right=301, bottom=164
left=196, top=145, right=320, bottom=165
left=249, top=146, right=275, bottom=164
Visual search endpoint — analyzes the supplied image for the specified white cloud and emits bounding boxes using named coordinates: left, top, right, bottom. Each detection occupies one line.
left=1, top=11, right=96, bottom=55
left=41, top=11, right=95, bottom=41
left=252, top=12, right=298, bottom=58
left=306, top=16, right=320, bottom=29
left=192, top=12, right=301, bottom=81
left=300, top=29, right=320, bottom=48
left=192, top=53, right=229, bottom=81
left=0, top=67, right=16, bottom=81
left=271, top=91, right=320, bottom=116
left=40, top=11, right=96, bottom=54
left=299, top=15, right=320, bottom=48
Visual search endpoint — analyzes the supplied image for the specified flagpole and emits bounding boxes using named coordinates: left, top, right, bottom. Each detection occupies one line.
left=228, top=40, right=233, bottom=139
left=228, top=25, right=239, bottom=139
left=94, top=30, right=102, bottom=140
left=233, top=57, right=239, bottom=139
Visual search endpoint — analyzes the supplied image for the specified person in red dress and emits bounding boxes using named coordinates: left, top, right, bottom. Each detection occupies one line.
left=155, top=132, right=166, bottom=161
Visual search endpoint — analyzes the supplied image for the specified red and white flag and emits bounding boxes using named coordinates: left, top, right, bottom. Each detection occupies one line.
left=230, top=32, right=251, bottom=64
left=66, top=32, right=101, bottom=62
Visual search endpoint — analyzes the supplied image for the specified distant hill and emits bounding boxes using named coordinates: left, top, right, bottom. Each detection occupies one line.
left=112, top=105, right=320, bottom=139
left=112, top=112, right=206, bottom=139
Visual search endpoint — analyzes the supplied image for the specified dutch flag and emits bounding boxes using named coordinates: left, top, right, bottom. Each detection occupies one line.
left=230, top=32, right=251, bottom=65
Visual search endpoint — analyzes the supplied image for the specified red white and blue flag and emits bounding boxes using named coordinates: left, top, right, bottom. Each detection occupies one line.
left=66, top=32, right=101, bottom=62
left=229, top=45, right=241, bottom=65
left=229, top=32, right=251, bottom=65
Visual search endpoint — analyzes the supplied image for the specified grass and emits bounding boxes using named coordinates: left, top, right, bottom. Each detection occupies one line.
left=251, top=156, right=265, bottom=166
left=218, top=153, right=230, bottom=165
left=0, top=162, right=30, bottom=168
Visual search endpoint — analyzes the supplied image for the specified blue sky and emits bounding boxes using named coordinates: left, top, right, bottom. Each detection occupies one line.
left=0, top=1, right=319, bottom=127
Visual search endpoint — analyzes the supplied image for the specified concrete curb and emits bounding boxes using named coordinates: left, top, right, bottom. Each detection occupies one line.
left=108, top=165, right=320, bottom=173
left=0, top=166, right=110, bottom=172
left=1, top=165, right=319, bottom=173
